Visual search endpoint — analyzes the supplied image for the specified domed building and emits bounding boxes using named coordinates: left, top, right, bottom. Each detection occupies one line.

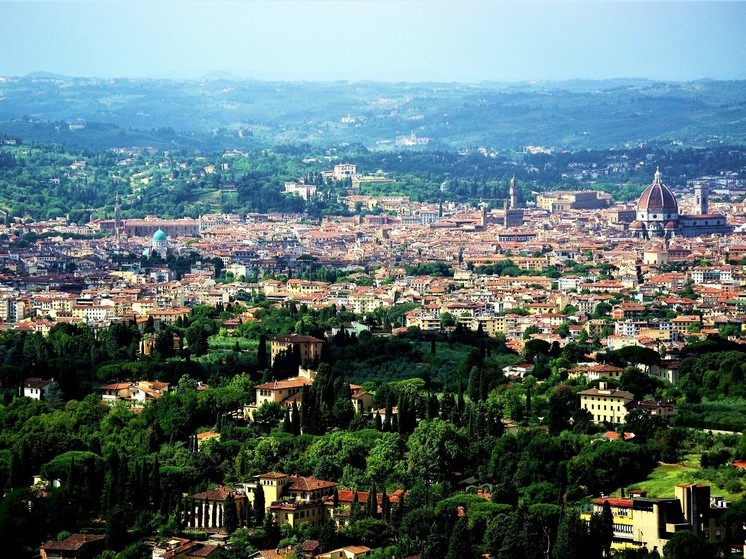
left=143, top=228, right=169, bottom=258
left=632, top=169, right=731, bottom=239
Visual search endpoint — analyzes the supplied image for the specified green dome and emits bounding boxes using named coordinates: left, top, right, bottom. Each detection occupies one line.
left=152, top=228, right=167, bottom=242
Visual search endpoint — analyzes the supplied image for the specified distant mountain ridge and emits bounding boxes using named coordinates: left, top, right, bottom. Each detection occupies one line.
left=0, top=75, right=744, bottom=150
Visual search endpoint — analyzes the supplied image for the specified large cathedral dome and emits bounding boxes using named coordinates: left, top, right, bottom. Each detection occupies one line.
left=637, top=168, right=678, bottom=216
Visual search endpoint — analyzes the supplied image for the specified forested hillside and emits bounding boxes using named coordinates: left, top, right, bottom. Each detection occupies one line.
left=1, top=77, right=745, bottom=150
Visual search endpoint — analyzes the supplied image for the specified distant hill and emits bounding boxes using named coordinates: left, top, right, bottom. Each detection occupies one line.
left=0, top=76, right=744, bottom=150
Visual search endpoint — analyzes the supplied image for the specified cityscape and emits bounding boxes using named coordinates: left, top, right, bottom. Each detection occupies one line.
left=1, top=2, right=746, bottom=559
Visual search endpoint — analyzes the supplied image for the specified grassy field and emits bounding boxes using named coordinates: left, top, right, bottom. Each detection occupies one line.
left=627, top=453, right=745, bottom=501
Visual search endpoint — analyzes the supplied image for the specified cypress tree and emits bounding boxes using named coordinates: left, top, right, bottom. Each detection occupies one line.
left=282, top=408, right=293, bottom=433
left=394, top=493, right=405, bottom=527
left=446, top=515, right=471, bottom=559
left=211, top=499, right=218, bottom=527
left=367, top=483, right=378, bottom=519
left=254, top=486, right=265, bottom=525
left=350, top=490, right=362, bottom=522
left=381, top=491, right=391, bottom=523
left=257, top=334, right=268, bottom=370
left=427, top=392, right=440, bottom=419
left=374, top=412, right=382, bottom=431
left=150, top=456, right=160, bottom=509
left=291, top=401, right=301, bottom=435
left=467, top=366, right=480, bottom=402
left=223, top=493, right=238, bottom=534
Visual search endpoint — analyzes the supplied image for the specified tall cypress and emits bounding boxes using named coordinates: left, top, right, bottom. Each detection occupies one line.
left=381, top=491, right=391, bottom=523
left=446, top=515, right=471, bottom=559
left=291, top=401, right=301, bottom=435
left=224, top=495, right=239, bottom=533
left=151, top=456, right=161, bottom=510
left=254, top=486, right=265, bottom=525
left=256, top=334, right=269, bottom=371
left=367, top=483, right=378, bottom=519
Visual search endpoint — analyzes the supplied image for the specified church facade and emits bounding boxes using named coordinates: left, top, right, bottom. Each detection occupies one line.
left=630, top=169, right=731, bottom=239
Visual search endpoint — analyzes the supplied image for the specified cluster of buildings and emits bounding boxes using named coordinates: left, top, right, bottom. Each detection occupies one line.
left=2, top=171, right=746, bottom=373
left=582, top=484, right=739, bottom=555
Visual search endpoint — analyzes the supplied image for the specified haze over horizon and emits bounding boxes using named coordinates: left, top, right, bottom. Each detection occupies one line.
left=1, top=1, right=745, bottom=83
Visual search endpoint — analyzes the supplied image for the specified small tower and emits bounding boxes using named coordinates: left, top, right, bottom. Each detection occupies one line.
left=694, top=184, right=708, bottom=215
left=509, top=176, right=518, bottom=209
left=114, top=193, right=121, bottom=242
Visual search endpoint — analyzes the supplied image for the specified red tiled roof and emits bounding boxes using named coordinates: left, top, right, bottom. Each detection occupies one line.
left=288, top=475, right=337, bottom=492
left=592, top=497, right=633, bottom=508
left=41, top=534, right=105, bottom=551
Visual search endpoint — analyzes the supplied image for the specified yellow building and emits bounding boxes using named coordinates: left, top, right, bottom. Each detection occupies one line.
left=270, top=334, right=325, bottom=365
left=578, top=382, right=634, bottom=424
left=582, top=485, right=727, bottom=554
left=257, top=472, right=337, bottom=529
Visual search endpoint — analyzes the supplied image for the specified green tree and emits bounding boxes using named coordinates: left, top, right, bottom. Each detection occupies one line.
left=253, top=486, right=265, bottom=525
left=406, top=419, right=466, bottom=484
left=662, top=529, right=716, bottom=559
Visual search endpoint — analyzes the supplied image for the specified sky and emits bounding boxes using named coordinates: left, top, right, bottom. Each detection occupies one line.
left=0, top=0, right=745, bottom=82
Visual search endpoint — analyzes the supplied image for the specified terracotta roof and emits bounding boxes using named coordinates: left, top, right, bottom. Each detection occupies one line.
left=24, top=377, right=52, bottom=389
left=300, top=540, right=320, bottom=552
left=592, top=497, right=633, bottom=508
left=259, top=471, right=288, bottom=479
left=41, top=534, right=105, bottom=551
left=273, top=334, right=324, bottom=343
left=637, top=169, right=678, bottom=213
left=255, top=377, right=313, bottom=390
left=189, top=544, right=221, bottom=557
left=288, top=475, right=337, bottom=492
left=192, top=485, right=245, bottom=501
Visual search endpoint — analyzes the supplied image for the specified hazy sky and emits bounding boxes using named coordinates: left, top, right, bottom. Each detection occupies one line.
left=1, top=1, right=745, bottom=82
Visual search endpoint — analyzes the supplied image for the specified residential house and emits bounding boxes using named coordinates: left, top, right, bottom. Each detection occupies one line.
left=152, top=538, right=222, bottom=559
left=23, top=377, right=54, bottom=400
left=251, top=472, right=337, bottom=529
left=40, top=534, right=105, bottom=559
left=631, top=398, right=678, bottom=419
left=270, top=334, right=325, bottom=365
left=100, top=380, right=170, bottom=408
left=317, top=547, right=371, bottom=559
left=324, top=488, right=404, bottom=528
left=578, top=382, right=634, bottom=424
